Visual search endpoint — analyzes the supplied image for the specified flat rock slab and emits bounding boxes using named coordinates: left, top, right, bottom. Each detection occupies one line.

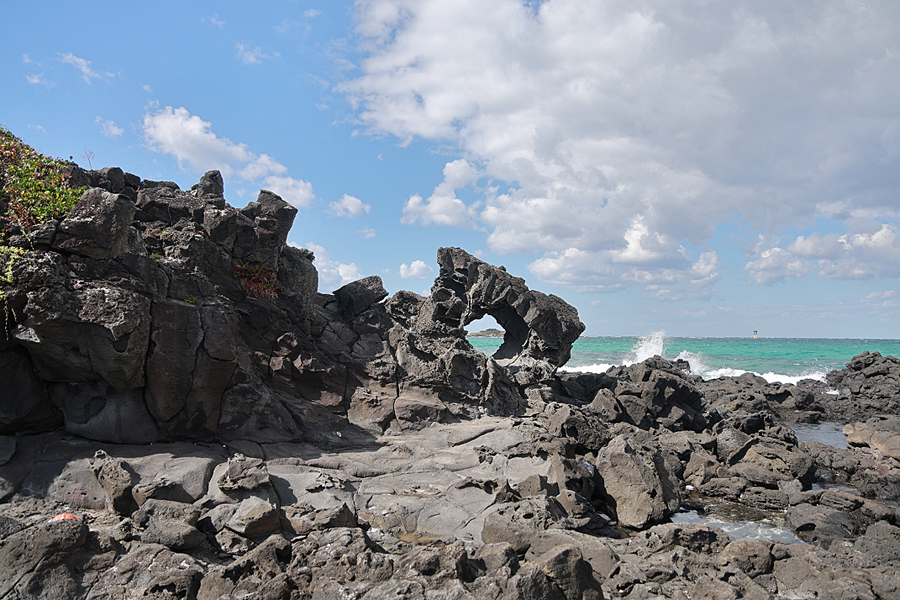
left=8, top=418, right=566, bottom=545
left=13, top=438, right=227, bottom=509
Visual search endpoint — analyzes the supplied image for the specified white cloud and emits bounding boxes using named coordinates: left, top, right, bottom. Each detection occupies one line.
left=143, top=106, right=251, bottom=174
left=240, top=154, right=287, bottom=180
left=401, top=159, right=480, bottom=228
left=263, top=175, right=315, bottom=208
left=745, top=225, right=900, bottom=283
left=142, top=106, right=316, bottom=206
left=22, top=54, right=31, bottom=64
left=744, top=240, right=814, bottom=286
left=205, top=13, right=225, bottom=28
left=529, top=245, right=721, bottom=298
left=142, top=84, right=153, bottom=93
left=399, top=260, right=434, bottom=279
left=343, top=0, right=900, bottom=294
left=28, top=124, right=47, bottom=135
left=26, top=73, right=51, bottom=87
left=304, top=9, right=321, bottom=18
left=357, top=227, right=377, bottom=239
left=95, top=117, right=124, bottom=138
left=59, top=52, right=101, bottom=83
left=235, top=43, right=280, bottom=65
left=305, top=242, right=363, bottom=290
left=860, top=290, right=897, bottom=308
left=328, top=194, right=371, bottom=217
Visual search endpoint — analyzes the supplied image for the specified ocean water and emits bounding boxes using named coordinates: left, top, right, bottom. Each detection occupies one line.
left=468, top=332, right=900, bottom=385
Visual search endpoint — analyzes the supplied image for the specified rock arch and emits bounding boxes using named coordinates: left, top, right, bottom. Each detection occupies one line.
left=423, top=247, right=585, bottom=385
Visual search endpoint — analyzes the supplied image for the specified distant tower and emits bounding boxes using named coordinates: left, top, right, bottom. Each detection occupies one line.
left=753, top=330, right=758, bottom=339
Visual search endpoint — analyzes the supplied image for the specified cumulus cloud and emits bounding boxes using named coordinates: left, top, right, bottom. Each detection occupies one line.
left=95, top=117, right=124, bottom=138
left=235, top=43, right=280, bottom=65
left=343, top=0, right=900, bottom=293
left=306, top=242, right=363, bottom=290
left=744, top=246, right=813, bottom=286
left=357, top=227, right=377, bottom=239
left=328, top=194, right=371, bottom=217
left=240, top=154, right=287, bottom=180
left=143, top=106, right=315, bottom=207
left=401, top=159, right=480, bottom=228
left=143, top=106, right=249, bottom=173
left=59, top=52, right=101, bottom=83
left=262, top=175, right=315, bottom=208
left=746, top=225, right=900, bottom=283
left=399, top=260, right=434, bottom=279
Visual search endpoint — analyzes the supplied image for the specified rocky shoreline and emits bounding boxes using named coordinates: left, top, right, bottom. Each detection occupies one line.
left=1, top=168, right=899, bottom=599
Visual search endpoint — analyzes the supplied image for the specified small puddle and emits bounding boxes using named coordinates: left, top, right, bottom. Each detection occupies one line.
left=788, top=421, right=847, bottom=449
left=672, top=506, right=800, bottom=544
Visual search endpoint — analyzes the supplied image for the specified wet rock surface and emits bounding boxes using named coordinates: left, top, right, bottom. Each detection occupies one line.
left=2, top=168, right=900, bottom=597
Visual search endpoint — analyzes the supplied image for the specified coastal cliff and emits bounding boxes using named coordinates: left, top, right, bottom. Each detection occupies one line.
left=2, top=159, right=900, bottom=598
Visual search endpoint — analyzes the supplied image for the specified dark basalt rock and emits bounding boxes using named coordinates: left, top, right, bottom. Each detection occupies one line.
left=0, top=169, right=587, bottom=444
left=5, top=164, right=900, bottom=598
left=425, top=246, right=585, bottom=385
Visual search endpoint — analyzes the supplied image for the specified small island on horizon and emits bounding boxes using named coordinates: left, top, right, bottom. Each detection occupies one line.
left=468, top=328, right=505, bottom=337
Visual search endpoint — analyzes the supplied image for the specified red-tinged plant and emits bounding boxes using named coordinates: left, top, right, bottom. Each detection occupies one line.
left=0, top=125, right=87, bottom=228
left=234, top=262, right=280, bottom=301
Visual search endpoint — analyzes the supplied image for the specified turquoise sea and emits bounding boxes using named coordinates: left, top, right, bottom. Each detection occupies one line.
left=468, top=332, right=900, bottom=385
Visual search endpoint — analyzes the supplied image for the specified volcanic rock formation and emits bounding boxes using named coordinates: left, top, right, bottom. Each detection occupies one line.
left=2, top=168, right=900, bottom=599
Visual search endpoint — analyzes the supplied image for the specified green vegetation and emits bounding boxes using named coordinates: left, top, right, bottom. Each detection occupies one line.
left=184, top=295, right=198, bottom=305
left=0, top=126, right=86, bottom=296
left=0, top=245, right=24, bottom=285
left=1, top=126, right=87, bottom=229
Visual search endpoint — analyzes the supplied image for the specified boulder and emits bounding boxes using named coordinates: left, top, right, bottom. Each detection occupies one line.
left=233, top=189, right=297, bottom=270
left=52, top=188, right=137, bottom=259
left=0, top=517, right=87, bottom=599
left=481, top=497, right=571, bottom=552
left=594, top=435, right=681, bottom=529
left=226, top=496, right=280, bottom=538
left=90, top=449, right=136, bottom=515
left=191, top=169, right=224, bottom=198
left=728, top=437, right=816, bottom=488
left=823, top=352, right=900, bottom=421
left=13, top=283, right=151, bottom=391
left=134, top=498, right=206, bottom=551
left=845, top=416, right=900, bottom=459
left=333, top=275, right=388, bottom=320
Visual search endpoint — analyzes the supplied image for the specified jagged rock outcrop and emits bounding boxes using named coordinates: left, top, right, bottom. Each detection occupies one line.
left=823, top=351, right=900, bottom=420
left=0, top=169, right=586, bottom=444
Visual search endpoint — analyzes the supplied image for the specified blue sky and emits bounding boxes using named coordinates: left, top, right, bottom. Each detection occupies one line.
left=3, top=0, right=899, bottom=338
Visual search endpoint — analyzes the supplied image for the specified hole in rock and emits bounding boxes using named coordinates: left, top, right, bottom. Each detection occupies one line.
left=464, top=313, right=527, bottom=367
